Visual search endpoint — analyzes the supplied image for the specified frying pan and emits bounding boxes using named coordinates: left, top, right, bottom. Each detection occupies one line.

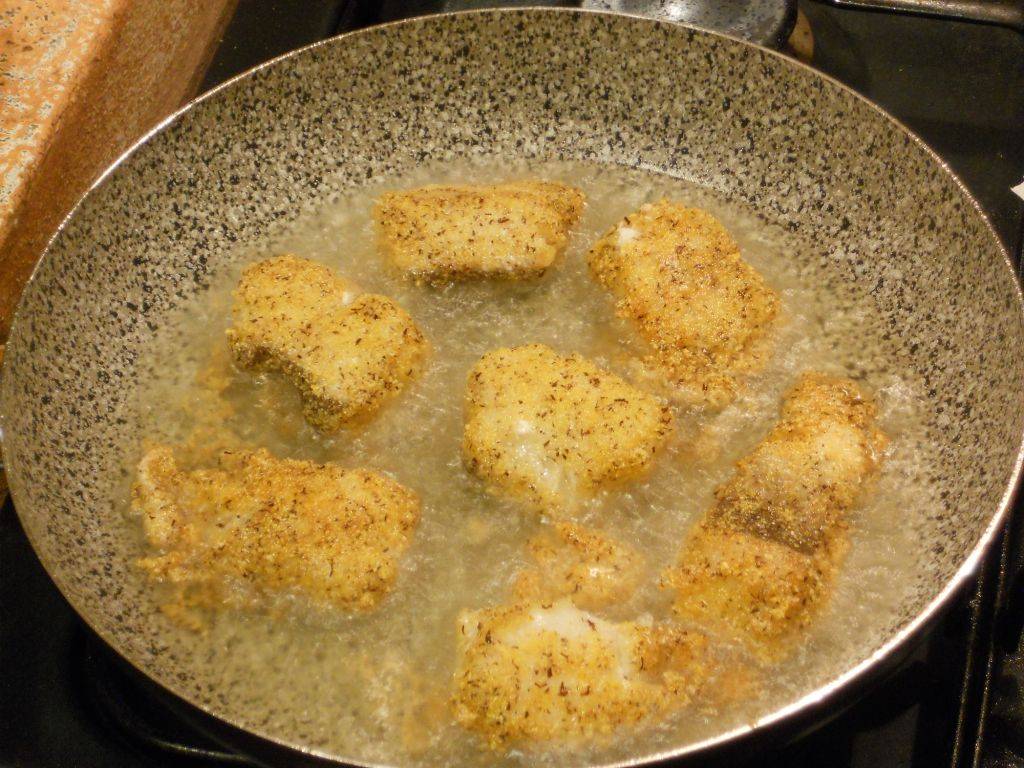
left=2, top=9, right=1023, bottom=767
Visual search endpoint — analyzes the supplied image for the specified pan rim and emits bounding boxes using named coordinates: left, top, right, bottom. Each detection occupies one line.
left=3, top=7, right=1023, bottom=767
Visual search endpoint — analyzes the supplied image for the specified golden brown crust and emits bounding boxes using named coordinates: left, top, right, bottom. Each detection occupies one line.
left=133, top=446, right=420, bottom=615
left=710, top=372, right=889, bottom=551
left=462, top=344, right=674, bottom=512
left=226, top=255, right=429, bottom=432
left=663, top=521, right=849, bottom=659
left=663, top=373, right=887, bottom=658
left=587, top=201, right=779, bottom=408
left=452, top=599, right=708, bottom=747
left=513, top=522, right=645, bottom=610
left=374, top=180, right=584, bottom=282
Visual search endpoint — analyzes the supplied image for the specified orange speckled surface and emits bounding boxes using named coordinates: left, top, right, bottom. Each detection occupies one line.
left=0, top=0, right=237, bottom=341
left=1, top=2, right=115, bottom=230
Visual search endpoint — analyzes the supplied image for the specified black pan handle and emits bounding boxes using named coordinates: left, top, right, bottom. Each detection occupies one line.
left=811, top=0, right=1024, bottom=32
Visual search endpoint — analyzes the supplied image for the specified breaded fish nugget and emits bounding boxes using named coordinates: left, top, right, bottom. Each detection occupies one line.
left=134, top=446, right=420, bottom=613
left=452, top=599, right=708, bottom=746
left=663, top=373, right=886, bottom=657
left=710, top=372, right=888, bottom=552
left=375, top=180, right=584, bottom=282
left=462, top=344, right=673, bottom=512
left=588, top=202, right=779, bottom=408
left=227, top=255, right=428, bottom=432
left=663, top=521, right=848, bottom=658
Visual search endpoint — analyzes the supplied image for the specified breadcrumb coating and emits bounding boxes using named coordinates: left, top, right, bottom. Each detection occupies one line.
left=226, top=255, right=429, bottom=432
left=133, top=446, right=420, bottom=614
left=514, top=522, right=645, bottom=610
left=462, top=344, right=674, bottom=512
left=710, top=372, right=889, bottom=552
left=374, top=180, right=584, bottom=282
left=663, top=373, right=887, bottom=657
left=587, top=202, right=779, bottom=408
left=664, top=521, right=849, bottom=659
left=452, top=599, right=708, bottom=747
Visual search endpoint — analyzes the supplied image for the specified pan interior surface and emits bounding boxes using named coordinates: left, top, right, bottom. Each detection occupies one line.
left=2, top=10, right=1022, bottom=767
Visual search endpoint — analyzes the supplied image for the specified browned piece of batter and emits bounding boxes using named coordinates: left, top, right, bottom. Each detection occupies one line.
left=513, top=522, right=645, bottom=610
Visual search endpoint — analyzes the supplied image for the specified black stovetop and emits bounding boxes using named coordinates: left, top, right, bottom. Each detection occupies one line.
left=2, top=2, right=1022, bottom=766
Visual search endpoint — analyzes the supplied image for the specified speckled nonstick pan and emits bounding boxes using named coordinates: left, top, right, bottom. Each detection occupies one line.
left=2, top=9, right=1023, bottom=767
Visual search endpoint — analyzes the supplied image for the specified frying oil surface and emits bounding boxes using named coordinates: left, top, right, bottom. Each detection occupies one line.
left=131, top=161, right=930, bottom=766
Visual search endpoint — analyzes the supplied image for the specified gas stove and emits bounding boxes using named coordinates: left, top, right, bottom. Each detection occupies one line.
left=2, top=3, right=1022, bottom=766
